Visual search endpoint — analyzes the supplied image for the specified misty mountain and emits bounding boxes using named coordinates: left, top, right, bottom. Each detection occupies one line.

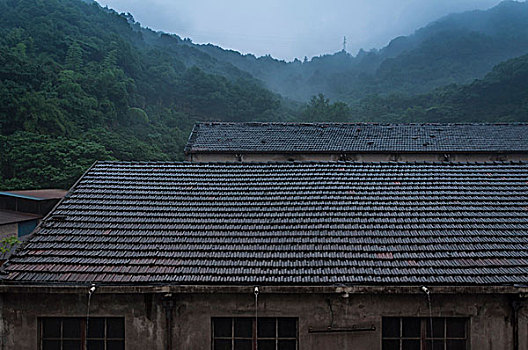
left=191, top=0, right=528, bottom=102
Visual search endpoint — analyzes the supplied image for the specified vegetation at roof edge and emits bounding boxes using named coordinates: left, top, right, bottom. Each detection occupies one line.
left=0, top=0, right=527, bottom=189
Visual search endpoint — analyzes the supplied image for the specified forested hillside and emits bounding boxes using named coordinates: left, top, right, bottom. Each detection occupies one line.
left=0, top=0, right=288, bottom=189
left=300, top=54, right=528, bottom=123
left=356, top=53, right=528, bottom=123
left=1, top=0, right=528, bottom=190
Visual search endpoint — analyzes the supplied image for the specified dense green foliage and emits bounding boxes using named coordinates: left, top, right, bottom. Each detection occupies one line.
left=1, top=0, right=528, bottom=190
left=0, top=0, right=287, bottom=189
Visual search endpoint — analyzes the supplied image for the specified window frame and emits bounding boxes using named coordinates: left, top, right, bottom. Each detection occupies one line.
left=211, top=317, right=299, bottom=350
left=381, top=317, right=469, bottom=350
left=38, top=316, right=125, bottom=350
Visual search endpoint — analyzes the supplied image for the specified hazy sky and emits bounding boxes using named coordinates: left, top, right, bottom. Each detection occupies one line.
left=96, top=0, right=503, bottom=61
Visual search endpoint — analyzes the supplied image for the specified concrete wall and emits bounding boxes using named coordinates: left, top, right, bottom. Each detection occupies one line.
left=188, top=152, right=528, bottom=163
left=0, top=293, right=166, bottom=350
left=1, top=291, right=527, bottom=350
left=0, top=224, right=17, bottom=240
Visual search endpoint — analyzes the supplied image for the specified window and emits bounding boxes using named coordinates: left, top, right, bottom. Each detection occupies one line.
left=39, top=317, right=125, bottom=350
left=212, top=317, right=298, bottom=350
left=382, top=317, right=468, bottom=350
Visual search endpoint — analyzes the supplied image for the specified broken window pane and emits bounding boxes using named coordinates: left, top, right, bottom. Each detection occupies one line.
left=402, top=318, right=420, bottom=337
left=214, top=339, right=232, bottom=350
left=278, top=340, right=296, bottom=350
left=63, top=340, right=81, bottom=350
left=258, top=318, right=276, bottom=337
left=424, top=340, right=444, bottom=350
left=88, top=318, right=105, bottom=338
left=425, top=318, right=444, bottom=338
left=42, top=318, right=61, bottom=338
left=63, top=318, right=81, bottom=338
left=42, top=340, right=60, bottom=350
left=87, top=340, right=104, bottom=350
left=258, top=340, right=275, bottom=350
left=402, top=339, right=420, bottom=350
left=107, top=318, right=125, bottom=338
left=382, top=339, right=400, bottom=350
left=234, top=339, right=252, bottom=350
left=446, top=318, right=466, bottom=338
left=107, top=340, right=125, bottom=350
left=446, top=339, right=466, bottom=350
left=382, top=317, right=400, bottom=338
left=214, top=318, right=232, bottom=337
left=234, top=318, right=252, bottom=338
left=278, top=318, right=296, bottom=337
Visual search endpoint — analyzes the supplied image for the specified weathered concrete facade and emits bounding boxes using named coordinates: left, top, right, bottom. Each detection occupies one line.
left=187, top=152, right=528, bottom=163
left=0, top=224, right=17, bottom=240
left=2, top=287, right=527, bottom=349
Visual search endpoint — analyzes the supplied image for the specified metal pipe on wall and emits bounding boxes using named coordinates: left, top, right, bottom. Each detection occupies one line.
left=511, top=297, right=523, bottom=350
left=162, top=294, right=174, bottom=350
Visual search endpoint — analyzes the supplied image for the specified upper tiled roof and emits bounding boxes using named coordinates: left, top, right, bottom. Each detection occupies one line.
left=185, top=123, right=528, bottom=154
left=3, top=161, right=528, bottom=286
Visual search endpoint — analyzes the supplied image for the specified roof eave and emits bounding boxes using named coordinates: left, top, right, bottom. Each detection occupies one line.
left=0, top=284, right=526, bottom=295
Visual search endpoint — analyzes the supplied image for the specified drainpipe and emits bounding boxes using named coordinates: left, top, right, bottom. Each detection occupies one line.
left=162, top=294, right=174, bottom=350
left=511, top=298, right=521, bottom=350
left=0, top=293, right=4, bottom=350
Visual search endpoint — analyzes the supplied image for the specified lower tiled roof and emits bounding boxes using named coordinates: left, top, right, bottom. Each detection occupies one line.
left=3, top=161, right=528, bottom=286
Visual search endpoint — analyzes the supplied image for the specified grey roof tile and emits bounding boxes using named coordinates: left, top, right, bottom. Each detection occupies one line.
left=2, top=161, right=528, bottom=286
left=185, top=122, right=528, bottom=153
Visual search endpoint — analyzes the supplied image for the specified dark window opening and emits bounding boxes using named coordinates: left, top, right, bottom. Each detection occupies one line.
left=382, top=317, right=468, bottom=350
left=212, top=317, right=298, bottom=350
left=39, top=317, right=124, bottom=350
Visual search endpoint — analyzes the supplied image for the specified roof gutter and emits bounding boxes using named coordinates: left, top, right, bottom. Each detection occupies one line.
left=0, top=285, right=526, bottom=295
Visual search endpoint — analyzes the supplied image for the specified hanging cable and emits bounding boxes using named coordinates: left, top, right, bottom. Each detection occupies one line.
left=254, top=286, right=259, bottom=350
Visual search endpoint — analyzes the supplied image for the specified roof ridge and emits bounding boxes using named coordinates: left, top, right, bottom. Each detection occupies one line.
left=96, top=160, right=528, bottom=166
left=194, top=122, right=528, bottom=126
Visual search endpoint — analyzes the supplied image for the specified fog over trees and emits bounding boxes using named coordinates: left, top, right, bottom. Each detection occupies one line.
left=1, top=0, right=528, bottom=189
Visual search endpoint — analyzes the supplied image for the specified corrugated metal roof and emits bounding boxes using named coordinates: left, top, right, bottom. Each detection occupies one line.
left=0, top=189, right=67, bottom=200
left=3, top=161, right=528, bottom=286
left=0, top=210, right=41, bottom=225
left=185, top=123, right=528, bottom=154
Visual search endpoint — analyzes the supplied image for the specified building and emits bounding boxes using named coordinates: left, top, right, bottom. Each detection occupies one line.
left=185, top=122, right=528, bottom=162
left=1, top=161, right=527, bottom=349
left=0, top=189, right=67, bottom=239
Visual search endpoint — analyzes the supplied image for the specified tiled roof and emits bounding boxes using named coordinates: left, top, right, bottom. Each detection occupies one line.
left=3, top=161, right=528, bottom=286
left=185, top=123, right=528, bottom=154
